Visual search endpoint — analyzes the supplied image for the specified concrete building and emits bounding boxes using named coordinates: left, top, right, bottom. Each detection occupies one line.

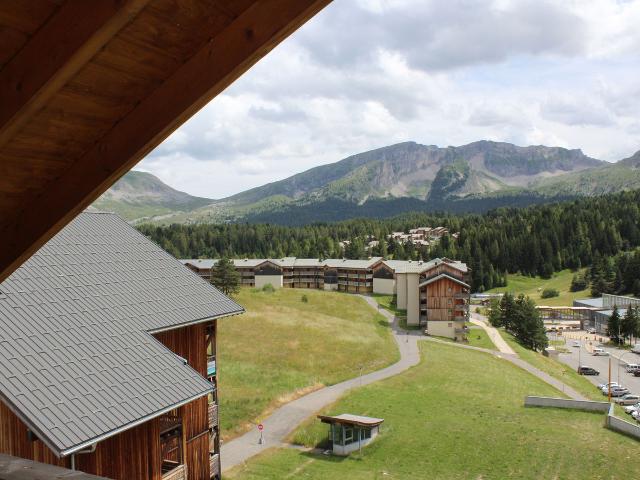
left=318, top=414, right=384, bottom=456
left=573, top=294, right=640, bottom=334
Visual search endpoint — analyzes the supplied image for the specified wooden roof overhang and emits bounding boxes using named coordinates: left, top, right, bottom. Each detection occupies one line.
left=0, top=0, right=331, bottom=282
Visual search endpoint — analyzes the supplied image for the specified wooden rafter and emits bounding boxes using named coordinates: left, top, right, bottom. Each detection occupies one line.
left=0, top=0, right=331, bottom=282
left=0, top=0, right=150, bottom=149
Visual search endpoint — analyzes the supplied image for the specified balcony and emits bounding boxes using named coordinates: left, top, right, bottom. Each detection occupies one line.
left=162, top=463, right=187, bottom=480
left=207, top=359, right=216, bottom=377
left=454, top=292, right=470, bottom=299
left=208, top=403, right=218, bottom=428
left=210, top=453, right=220, bottom=478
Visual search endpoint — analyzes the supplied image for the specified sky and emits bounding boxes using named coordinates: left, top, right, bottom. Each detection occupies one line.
left=139, top=0, right=640, bottom=199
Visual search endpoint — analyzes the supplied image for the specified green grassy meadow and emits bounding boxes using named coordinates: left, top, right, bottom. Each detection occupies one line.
left=226, top=341, right=639, bottom=479
left=499, top=330, right=600, bottom=400
left=466, top=327, right=496, bottom=350
left=217, top=288, right=399, bottom=439
left=486, top=268, right=591, bottom=306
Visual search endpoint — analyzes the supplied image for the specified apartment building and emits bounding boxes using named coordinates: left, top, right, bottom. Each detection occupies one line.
left=0, top=212, right=243, bottom=480
left=181, top=257, right=470, bottom=339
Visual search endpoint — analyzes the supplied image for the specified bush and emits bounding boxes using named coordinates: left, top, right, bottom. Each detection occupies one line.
left=262, top=283, right=275, bottom=293
left=301, top=294, right=309, bottom=303
left=570, top=274, right=588, bottom=292
left=541, top=288, right=559, bottom=299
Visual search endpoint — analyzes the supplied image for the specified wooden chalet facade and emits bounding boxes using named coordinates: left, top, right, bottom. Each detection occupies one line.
left=418, top=261, right=471, bottom=339
left=0, top=212, right=243, bottom=480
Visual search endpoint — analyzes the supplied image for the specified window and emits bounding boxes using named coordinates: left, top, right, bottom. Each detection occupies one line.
left=344, top=426, right=354, bottom=444
left=361, top=428, right=371, bottom=440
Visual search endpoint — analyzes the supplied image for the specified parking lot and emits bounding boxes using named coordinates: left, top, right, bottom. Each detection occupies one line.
left=554, top=332, right=640, bottom=396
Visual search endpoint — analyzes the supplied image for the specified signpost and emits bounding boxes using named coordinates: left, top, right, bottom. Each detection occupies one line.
left=258, top=423, right=264, bottom=445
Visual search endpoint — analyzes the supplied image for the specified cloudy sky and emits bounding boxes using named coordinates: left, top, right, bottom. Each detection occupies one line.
left=139, top=0, right=640, bottom=198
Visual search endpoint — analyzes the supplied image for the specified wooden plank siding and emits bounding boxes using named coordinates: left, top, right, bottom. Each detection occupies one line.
left=154, top=322, right=213, bottom=480
left=0, top=401, right=163, bottom=479
left=0, top=401, right=67, bottom=468
left=422, top=277, right=468, bottom=322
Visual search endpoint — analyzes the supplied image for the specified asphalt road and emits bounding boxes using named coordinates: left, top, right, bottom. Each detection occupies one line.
left=554, top=332, right=640, bottom=397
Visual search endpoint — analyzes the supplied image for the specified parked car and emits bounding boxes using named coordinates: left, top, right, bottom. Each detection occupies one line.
left=592, top=348, right=609, bottom=356
left=603, top=386, right=629, bottom=397
left=587, top=328, right=596, bottom=334
left=599, top=382, right=620, bottom=391
left=624, top=402, right=640, bottom=414
left=572, top=341, right=581, bottom=348
left=615, top=394, right=640, bottom=405
left=632, top=410, right=640, bottom=420
left=632, top=344, right=640, bottom=354
left=626, top=364, right=640, bottom=373
left=578, top=366, right=600, bottom=375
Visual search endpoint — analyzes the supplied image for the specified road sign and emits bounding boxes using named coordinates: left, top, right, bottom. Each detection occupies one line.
left=258, top=424, right=264, bottom=431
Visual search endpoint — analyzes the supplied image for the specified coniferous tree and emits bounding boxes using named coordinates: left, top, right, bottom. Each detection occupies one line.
left=608, top=306, right=622, bottom=344
left=622, top=306, right=637, bottom=345
left=210, top=257, right=240, bottom=296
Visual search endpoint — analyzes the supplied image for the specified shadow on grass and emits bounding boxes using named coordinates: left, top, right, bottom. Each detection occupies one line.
left=299, top=450, right=350, bottom=464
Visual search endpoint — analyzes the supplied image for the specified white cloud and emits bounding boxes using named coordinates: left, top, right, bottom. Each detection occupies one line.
left=140, top=0, right=640, bottom=198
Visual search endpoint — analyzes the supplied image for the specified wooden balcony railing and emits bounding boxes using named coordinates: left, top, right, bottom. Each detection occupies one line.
left=208, top=403, right=218, bottom=428
left=210, top=453, right=220, bottom=478
left=162, top=463, right=187, bottom=480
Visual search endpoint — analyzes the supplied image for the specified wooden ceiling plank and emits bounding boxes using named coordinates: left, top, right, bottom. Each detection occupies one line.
left=0, top=0, right=331, bottom=282
left=0, top=0, right=150, bottom=150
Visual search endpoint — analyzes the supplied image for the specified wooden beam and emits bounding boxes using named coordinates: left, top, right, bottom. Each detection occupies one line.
left=0, top=0, right=331, bottom=282
left=0, top=0, right=150, bottom=149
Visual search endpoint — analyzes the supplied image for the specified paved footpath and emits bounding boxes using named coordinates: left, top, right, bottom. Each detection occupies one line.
left=469, top=312, right=516, bottom=355
left=220, top=296, right=421, bottom=472
left=221, top=300, right=585, bottom=472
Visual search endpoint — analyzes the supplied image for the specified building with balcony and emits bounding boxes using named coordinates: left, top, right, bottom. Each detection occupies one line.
left=0, top=212, right=243, bottom=479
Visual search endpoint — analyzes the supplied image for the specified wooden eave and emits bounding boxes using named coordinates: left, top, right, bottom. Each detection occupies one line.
left=0, top=0, right=331, bottom=282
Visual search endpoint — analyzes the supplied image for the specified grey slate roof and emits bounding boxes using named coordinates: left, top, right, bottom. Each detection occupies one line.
left=0, top=212, right=243, bottom=457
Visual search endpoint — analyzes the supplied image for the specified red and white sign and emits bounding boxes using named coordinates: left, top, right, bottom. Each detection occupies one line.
left=258, top=424, right=264, bottom=431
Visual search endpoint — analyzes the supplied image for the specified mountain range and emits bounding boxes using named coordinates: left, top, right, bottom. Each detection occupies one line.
left=94, top=141, right=640, bottom=225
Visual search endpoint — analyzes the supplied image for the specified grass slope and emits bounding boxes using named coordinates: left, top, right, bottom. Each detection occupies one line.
left=487, top=268, right=591, bottom=306
left=499, top=329, right=599, bottom=400
left=217, top=288, right=398, bottom=439
left=226, top=342, right=640, bottom=479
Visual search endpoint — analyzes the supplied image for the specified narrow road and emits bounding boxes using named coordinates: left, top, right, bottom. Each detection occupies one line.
left=220, top=296, right=421, bottom=472
left=469, top=312, right=516, bottom=355
left=221, top=300, right=586, bottom=472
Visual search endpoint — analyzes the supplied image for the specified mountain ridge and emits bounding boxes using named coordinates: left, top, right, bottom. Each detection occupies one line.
left=94, top=141, right=639, bottom=225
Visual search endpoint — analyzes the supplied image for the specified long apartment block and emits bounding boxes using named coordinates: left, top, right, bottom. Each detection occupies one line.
left=181, top=257, right=471, bottom=340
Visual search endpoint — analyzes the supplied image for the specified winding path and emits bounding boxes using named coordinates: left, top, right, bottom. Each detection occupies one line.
left=220, top=296, right=421, bottom=472
left=221, top=298, right=585, bottom=472
left=469, top=312, right=516, bottom=355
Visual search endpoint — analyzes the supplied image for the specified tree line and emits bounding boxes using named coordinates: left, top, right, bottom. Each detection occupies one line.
left=488, top=293, right=548, bottom=351
left=138, top=190, right=640, bottom=292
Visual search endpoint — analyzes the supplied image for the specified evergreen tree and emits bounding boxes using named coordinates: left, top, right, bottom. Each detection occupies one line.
left=210, top=257, right=240, bottom=296
left=607, top=306, right=622, bottom=344
left=621, top=306, right=637, bottom=345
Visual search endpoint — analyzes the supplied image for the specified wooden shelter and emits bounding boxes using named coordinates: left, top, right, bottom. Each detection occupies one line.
left=0, top=0, right=331, bottom=283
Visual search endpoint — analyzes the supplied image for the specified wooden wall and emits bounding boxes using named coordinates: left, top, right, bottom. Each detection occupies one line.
left=0, top=401, right=67, bottom=468
left=75, top=420, right=161, bottom=480
left=424, top=277, right=466, bottom=321
left=155, top=322, right=212, bottom=480
left=0, top=402, right=162, bottom=479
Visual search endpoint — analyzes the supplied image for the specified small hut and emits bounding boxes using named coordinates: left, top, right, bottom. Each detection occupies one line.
left=318, top=414, right=384, bottom=456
